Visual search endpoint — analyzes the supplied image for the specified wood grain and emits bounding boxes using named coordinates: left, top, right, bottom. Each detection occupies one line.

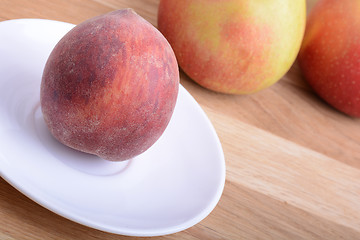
left=1, top=0, right=360, bottom=239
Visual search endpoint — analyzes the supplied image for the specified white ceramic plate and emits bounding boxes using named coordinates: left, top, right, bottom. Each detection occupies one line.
left=0, top=19, right=225, bottom=237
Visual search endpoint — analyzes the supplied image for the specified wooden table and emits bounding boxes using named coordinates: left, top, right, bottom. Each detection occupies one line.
left=1, top=0, right=359, bottom=239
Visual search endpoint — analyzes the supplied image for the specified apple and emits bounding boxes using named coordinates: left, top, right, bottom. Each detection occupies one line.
left=298, top=0, right=360, bottom=117
left=40, top=9, right=179, bottom=161
left=157, top=0, right=306, bottom=94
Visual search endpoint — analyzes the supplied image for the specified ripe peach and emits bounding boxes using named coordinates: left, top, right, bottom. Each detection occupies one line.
left=157, top=0, right=306, bottom=94
left=298, top=0, right=360, bottom=117
left=40, top=9, right=179, bottom=161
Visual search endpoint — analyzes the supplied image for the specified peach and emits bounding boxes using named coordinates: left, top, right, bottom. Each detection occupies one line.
left=298, top=0, right=360, bottom=117
left=40, top=9, right=179, bottom=161
left=157, top=0, right=306, bottom=94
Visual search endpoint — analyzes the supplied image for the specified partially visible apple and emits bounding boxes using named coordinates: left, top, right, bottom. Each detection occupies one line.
left=40, top=9, right=179, bottom=161
left=157, top=0, right=306, bottom=94
left=298, top=0, right=360, bottom=117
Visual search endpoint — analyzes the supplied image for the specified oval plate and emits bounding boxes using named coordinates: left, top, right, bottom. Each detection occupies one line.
left=0, top=19, right=225, bottom=237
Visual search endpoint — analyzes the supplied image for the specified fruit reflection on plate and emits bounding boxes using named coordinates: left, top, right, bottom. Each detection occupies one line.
left=0, top=18, right=225, bottom=236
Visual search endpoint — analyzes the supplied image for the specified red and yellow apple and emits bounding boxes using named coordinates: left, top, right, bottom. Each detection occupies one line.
left=40, top=9, right=179, bottom=161
left=158, top=0, right=306, bottom=94
left=298, top=0, right=360, bottom=117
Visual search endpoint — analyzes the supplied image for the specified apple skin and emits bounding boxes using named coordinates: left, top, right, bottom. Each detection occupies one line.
left=298, top=0, right=360, bottom=117
left=40, top=9, right=179, bottom=161
left=157, top=0, right=306, bottom=94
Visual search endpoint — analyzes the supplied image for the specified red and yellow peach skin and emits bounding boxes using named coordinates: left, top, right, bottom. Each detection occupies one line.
left=298, top=0, right=360, bottom=117
left=41, top=9, right=179, bottom=161
left=158, top=0, right=306, bottom=94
